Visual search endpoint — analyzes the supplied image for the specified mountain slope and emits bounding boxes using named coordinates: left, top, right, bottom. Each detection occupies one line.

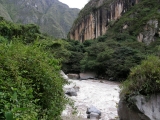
left=0, top=0, right=79, bottom=38
left=69, top=0, right=160, bottom=44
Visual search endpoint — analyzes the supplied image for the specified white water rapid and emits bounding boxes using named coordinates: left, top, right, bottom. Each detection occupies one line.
left=62, top=79, right=120, bottom=120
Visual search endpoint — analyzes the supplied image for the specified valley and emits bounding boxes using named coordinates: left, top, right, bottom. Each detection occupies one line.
left=0, top=0, right=160, bottom=120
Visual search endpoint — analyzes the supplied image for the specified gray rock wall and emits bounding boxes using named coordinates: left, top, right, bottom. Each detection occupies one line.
left=137, top=20, right=159, bottom=45
left=118, top=94, right=160, bottom=120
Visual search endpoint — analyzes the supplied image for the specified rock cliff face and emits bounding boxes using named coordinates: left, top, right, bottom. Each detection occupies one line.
left=137, top=20, right=159, bottom=45
left=118, top=94, right=160, bottom=120
left=69, top=0, right=139, bottom=42
left=0, top=0, right=79, bottom=38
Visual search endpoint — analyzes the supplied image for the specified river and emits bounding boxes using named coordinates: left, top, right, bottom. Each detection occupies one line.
left=62, top=79, right=120, bottom=120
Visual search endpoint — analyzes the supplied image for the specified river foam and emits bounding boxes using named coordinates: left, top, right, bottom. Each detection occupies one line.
left=62, top=79, right=120, bottom=120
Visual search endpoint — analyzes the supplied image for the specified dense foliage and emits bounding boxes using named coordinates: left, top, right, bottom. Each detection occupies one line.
left=0, top=18, right=67, bottom=120
left=0, top=0, right=79, bottom=38
left=112, top=0, right=160, bottom=36
left=67, top=0, right=160, bottom=81
left=1, top=0, right=160, bottom=118
left=79, top=37, right=147, bottom=80
left=62, top=35, right=160, bottom=81
left=0, top=17, right=42, bottom=44
left=121, top=55, right=160, bottom=97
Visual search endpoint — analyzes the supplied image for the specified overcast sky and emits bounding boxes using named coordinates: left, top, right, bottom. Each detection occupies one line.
left=59, top=0, right=89, bottom=9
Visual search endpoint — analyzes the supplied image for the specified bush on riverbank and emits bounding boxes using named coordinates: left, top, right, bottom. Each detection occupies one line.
left=120, top=55, right=160, bottom=98
left=0, top=18, right=67, bottom=120
left=0, top=41, right=66, bottom=120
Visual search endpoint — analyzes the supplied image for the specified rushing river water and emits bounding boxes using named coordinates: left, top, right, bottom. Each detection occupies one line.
left=62, top=79, right=120, bottom=120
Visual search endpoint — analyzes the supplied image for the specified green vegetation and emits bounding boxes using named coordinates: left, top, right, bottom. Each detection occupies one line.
left=69, top=0, right=160, bottom=82
left=0, top=41, right=65, bottom=120
left=121, top=55, right=160, bottom=98
left=111, top=0, right=160, bottom=36
left=0, top=17, right=67, bottom=120
left=0, top=17, right=41, bottom=43
left=1, top=0, right=160, bottom=118
left=79, top=37, right=147, bottom=80
left=0, top=0, right=79, bottom=38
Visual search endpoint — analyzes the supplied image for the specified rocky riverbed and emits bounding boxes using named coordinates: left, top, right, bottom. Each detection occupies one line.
left=62, top=79, right=120, bottom=120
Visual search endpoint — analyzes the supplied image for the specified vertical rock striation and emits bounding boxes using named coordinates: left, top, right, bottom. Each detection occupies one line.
left=118, top=94, right=160, bottom=120
left=69, top=0, right=139, bottom=42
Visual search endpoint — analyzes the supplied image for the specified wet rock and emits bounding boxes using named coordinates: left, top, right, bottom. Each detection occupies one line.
left=60, top=70, right=68, bottom=80
left=67, top=74, right=80, bottom=79
left=87, top=112, right=100, bottom=119
left=65, top=88, right=77, bottom=96
left=86, top=106, right=101, bottom=119
left=80, top=72, right=96, bottom=80
left=65, top=85, right=80, bottom=96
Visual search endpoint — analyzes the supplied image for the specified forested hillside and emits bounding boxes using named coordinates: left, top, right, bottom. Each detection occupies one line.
left=66, top=0, right=160, bottom=119
left=0, top=17, right=69, bottom=120
left=1, top=0, right=160, bottom=119
left=0, top=0, right=79, bottom=38
left=66, top=0, right=160, bottom=81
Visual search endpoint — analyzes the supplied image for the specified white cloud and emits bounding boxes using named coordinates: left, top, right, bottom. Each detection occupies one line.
left=59, top=0, right=89, bottom=9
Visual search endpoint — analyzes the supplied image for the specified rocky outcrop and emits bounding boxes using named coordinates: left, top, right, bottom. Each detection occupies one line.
left=67, top=74, right=80, bottom=79
left=69, top=0, right=139, bottom=42
left=137, top=20, right=159, bottom=45
left=86, top=106, right=101, bottom=119
left=118, top=94, right=160, bottom=120
left=79, top=72, right=96, bottom=80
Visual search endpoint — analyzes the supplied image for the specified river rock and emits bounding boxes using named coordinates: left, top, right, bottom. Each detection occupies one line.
left=67, top=74, right=79, bottom=79
left=60, top=70, right=68, bottom=80
left=65, top=88, right=77, bottom=96
left=86, top=106, right=101, bottom=119
left=80, top=72, right=96, bottom=80
left=87, top=112, right=100, bottom=119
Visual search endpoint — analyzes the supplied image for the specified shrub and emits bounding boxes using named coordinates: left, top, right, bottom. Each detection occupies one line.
left=0, top=18, right=41, bottom=43
left=0, top=41, right=66, bottom=120
left=121, top=55, right=160, bottom=98
left=80, top=38, right=145, bottom=80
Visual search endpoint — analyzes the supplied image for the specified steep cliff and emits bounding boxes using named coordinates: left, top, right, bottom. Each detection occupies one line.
left=69, top=0, right=139, bottom=42
left=119, top=55, right=160, bottom=120
left=0, top=0, right=79, bottom=38
left=69, top=0, right=160, bottom=44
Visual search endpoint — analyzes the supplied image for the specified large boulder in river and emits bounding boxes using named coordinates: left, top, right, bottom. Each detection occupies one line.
left=87, top=112, right=100, bottom=119
left=65, top=86, right=80, bottom=96
left=86, top=106, right=101, bottom=119
left=80, top=72, right=96, bottom=80
left=65, top=88, right=77, bottom=96
left=118, top=94, right=160, bottom=120
left=67, top=74, right=79, bottom=79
